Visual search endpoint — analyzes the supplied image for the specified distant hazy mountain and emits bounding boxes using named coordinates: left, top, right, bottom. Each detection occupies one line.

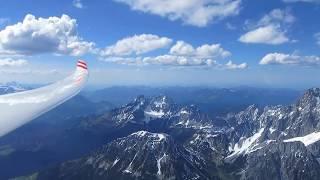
left=0, top=81, right=28, bottom=95
left=84, top=86, right=301, bottom=116
left=29, top=88, right=320, bottom=180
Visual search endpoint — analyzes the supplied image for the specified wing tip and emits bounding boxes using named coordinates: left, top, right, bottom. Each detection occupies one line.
left=77, top=59, right=88, bottom=70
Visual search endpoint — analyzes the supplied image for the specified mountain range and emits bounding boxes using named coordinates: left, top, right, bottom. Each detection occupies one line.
left=17, top=88, right=320, bottom=180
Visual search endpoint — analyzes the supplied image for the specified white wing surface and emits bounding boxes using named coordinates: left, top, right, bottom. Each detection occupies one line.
left=0, top=60, right=89, bottom=137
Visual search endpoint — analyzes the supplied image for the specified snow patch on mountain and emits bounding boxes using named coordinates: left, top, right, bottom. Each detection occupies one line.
left=284, top=131, right=320, bottom=146
left=157, top=153, right=168, bottom=176
left=132, top=131, right=167, bottom=142
left=144, top=109, right=165, bottom=118
left=269, top=127, right=276, bottom=134
left=228, top=128, right=265, bottom=158
left=112, top=158, right=120, bottom=167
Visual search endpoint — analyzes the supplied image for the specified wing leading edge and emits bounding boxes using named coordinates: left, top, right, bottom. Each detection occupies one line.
left=0, top=60, right=89, bottom=137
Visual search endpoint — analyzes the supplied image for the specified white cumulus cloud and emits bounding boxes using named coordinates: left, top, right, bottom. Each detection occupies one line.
left=0, top=14, right=94, bottom=56
left=113, top=0, right=242, bottom=27
left=239, top=25, right=289, bottom=45
left=239, top=9, right=294, bottom=45
left=103, top=55, right=215, bottom=67
left=0, top=58, right=28, bottom=67
left=258, top=9, right=295, bottom=25
left=225, top=60, right=248, bottom=69
left=100, top=34, right=172, bottom=57
left=101, top=37, right=247, bottom=69
left=108, top=55, right=247, bottom=69
left=260, top=53, right=320, bottom=66
left=142, top=55, right=215, bottom=66
left=170, top=41, right=231, bottom=58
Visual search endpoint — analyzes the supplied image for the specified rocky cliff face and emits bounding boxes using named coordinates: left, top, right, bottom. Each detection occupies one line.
left=224, top=88, right=320, bottom=179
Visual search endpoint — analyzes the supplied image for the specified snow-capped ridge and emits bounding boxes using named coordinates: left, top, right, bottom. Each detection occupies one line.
left=284, top=131, right=320, bottom=146
left=131, top=131, right=168, bottom=142
left=227, top=128, right=265, bottom=158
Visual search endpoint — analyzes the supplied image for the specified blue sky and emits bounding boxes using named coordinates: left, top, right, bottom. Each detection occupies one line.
left=0, top=0, right=319, bottom=89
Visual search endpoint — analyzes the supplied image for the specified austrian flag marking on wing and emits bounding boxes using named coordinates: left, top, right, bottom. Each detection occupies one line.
left=77, top=60, right=88, bottom=69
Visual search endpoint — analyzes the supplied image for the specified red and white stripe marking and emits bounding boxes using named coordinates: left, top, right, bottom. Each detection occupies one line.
left=77, top=60, right=88, bottom=70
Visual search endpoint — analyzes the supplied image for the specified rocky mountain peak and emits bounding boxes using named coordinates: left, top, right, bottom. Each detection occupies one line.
left=133, top=95, right=146, bottom=105
left=38, top=130, right=208, bottom=180
left=304, top=88, right=320, bottom=98
left=236, top=105, right=260, bottom=124
left=144, top=96, right=177, bottom=120
left=297, top=88, right=320, bottom=108
left=150, top=95, right=174, bottom=109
